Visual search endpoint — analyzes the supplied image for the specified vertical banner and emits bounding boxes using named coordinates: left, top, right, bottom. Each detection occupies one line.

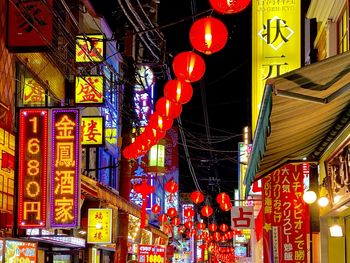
left=252, top=0, right=301, bottom=134
left=81, top=116, right=104, bottom=146
left=87, top=208, right=112, bottom=244
left=7, top=0, right=53, bottom=50
left=18, top=109, right=48, bottom=228
left=50, top=109, right=80, bottom=228
left=262, top=164, right=309, bottom=263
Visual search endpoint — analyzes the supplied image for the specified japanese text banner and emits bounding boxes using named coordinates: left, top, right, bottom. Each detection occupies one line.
left=50, top=109, right=80, bottom=228
left=262, top=164, right=309, bottom=263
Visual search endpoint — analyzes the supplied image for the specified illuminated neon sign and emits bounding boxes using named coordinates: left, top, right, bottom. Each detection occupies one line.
left=23, top=78, right=46, bottom=106
left=18, top=109, right=48, bottom=228
left=76, top=34, right=105, bottom=62
left=87, top=208, right=112, bottom=244
left=81, top=116, right=104, bottom=146
left=75, top=76, right=104, bottom=105
left=50, top=109, right=80, bottom=228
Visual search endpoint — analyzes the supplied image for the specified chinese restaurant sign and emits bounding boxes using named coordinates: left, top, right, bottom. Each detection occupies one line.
left=7, top=0, right=53, bottom=51
left=76, top=34, right=105, bottom=62
left=75, top=76, right=104, bottom=105
left=87, top=208, right=112, bottom=244
left=81, top=116, right=104, bottom=146
left=50, top=109, right=80, bottom=228
left=251, top=0, right=301, bottom=134
left=4, top=240, right=37, bottom=262
left=23, top=78, right=46, bottom=106
left=262, top=164, right=309, bottom=263
left=138, top=245, right=166, bottom=263
left=231, top=206, right=254, bottom=229
left=18, top=109, right=48, bottom=228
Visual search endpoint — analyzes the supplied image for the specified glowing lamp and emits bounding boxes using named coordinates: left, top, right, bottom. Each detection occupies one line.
left=197, top=222, right=206, bottom=230
left=151, top=204, right=161, bottom=214
left=317, top=196, right=329, bottom=207
left=164, top=79, right=193, bottom=104
left=148, top=112, right=173, bottom=131
left=158, top=214, right=168, bottom=223
left=144, top=126, right=166, bottom=143
left=172, top=217, right=180, bottom=226
left=219, top=223, right=229, bottom=232
left=190, top=190, right=204, bottom=204
left=189, top=17, right=228, bottom=55
left=209, top=0, right=251, bottom=14
left=201, top=205, right=213, bottom=217
left=216, top=192, right=230, bottom=205
left=164, top=179, right=178, bottom=194
left=172, top=51, right=206, bottom=82
left=185, top=220, right=194, bottom=229
left=209, top=223, right=217, bottom=232
left=184, top=207, right=195, bottom=218
left=155, top=97, right=182, bottom=119
left=329, top=223, right=343, bottom=237
left=220, top=202, right=232, bottom=212
left=303, top=190, right=317, bottom=204
left=167, top=207, right=178, bottom=217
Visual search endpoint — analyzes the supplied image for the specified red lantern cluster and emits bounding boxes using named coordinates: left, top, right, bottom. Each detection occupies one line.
left=189, top=17, right=228, bottom=55
left=216, top=192, right=232, bottom=211
left=209, top=0, right=251, bottom=14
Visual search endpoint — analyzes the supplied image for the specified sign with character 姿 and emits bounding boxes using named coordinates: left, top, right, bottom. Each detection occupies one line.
left=50, top=109, right=80, bottom=228
left=262, top=163, right=309, bottom=263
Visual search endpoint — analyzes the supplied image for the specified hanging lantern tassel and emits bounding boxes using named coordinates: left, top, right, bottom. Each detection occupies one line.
left=134, top=180, right=155, bottom=228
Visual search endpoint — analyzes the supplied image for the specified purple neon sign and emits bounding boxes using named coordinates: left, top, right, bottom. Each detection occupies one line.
left=50, top=109, right=80, bottom=228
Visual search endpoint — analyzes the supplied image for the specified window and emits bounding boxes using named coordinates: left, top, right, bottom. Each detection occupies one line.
left=337, top=4, right=349, bottom=54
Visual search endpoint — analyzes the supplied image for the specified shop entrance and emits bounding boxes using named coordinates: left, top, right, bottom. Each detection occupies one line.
left=45, top=248, right=84, bottom=263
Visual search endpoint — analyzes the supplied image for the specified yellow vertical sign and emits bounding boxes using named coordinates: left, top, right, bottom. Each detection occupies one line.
left=87, top=208, right=112, bottom=244
left=252, top=1, right=301, bottom=135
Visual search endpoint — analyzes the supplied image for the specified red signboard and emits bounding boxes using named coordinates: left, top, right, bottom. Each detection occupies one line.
left=138, top=244, right=166, bottom=263
left=262, top=164, right=309, bottom=263
left=50, top=109, right=80, bottom=228
left=18, top=109, right=48, bottom=228
left=7, top=0, right=53, bottom=51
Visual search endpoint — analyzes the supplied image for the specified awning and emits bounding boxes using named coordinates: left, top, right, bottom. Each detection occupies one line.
left=245, top=51, right=350, bottom=196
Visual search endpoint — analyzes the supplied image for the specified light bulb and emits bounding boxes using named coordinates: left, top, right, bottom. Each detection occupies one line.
left=303, top=190, right=317, bottom=204
left=317, top=196, right=329, bottom=207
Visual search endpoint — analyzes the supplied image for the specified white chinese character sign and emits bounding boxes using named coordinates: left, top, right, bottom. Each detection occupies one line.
left=231, top=206, right=254, bottom=229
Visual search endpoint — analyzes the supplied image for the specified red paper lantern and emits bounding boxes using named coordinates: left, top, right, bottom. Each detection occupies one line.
left=144, top=126, right=166, bottom=143
left=219, top=223, right=229, bottom=232
left=216, top=192, right=230, bottom=205
left=213, top=232, right=221, bottom=242
left=172, top=217, right=181, bottom=226
left=167, top=207, right=178, bottom=217
left=201, top=205, right=213, bottom=217
left=220, top=202, right=232, bottom=212
left=185, top=220, right=194, bottom=229
left=172, top=51, right=206, bottom=82
left=155, top=97, right=182, bottom=119
left=183, top=207, right=195, bottom=218
left=151, top=204, right=161, bottom=214
left=164, top=79, right=193, bottom=104
left=189, top=17, right=228, bottom=55
left=209, top=0, right=251, bottom=14
left=158, top=214, right=168, bottom=223
left=148, top=112, right=173, bottom=131
left=209, top=223, right=217, bottom=232
left=190, top=191, right=204, bottom=204
left=197, top=222, right=206, bottom=230
left=165, top=179, right=178, bottom=193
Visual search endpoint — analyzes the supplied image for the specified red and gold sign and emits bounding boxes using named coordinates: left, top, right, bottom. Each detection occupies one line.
left=7, top=0, right=53, bottom=50
left=81, top=116, right=104, bottom=146
left=50, top=109, right=80, bottom=228
left=76, top=34, right=105, bottom=62
left=262, top=164, right=309, bottom=263
left=4, top=240, right=37, bottom=262
left=23, top=78, right=46, bottom=106
left=87, top=208, right=112, bottom=244
left=138, top=245, right=166, bottom=263
left=75, top=76, right=104, bottom=105
left=18, top=109, right=48, bottom=228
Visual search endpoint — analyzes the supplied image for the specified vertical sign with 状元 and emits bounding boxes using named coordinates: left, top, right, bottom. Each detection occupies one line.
left=49, top=109, right=80, bottom=228
left=18, top=109, right=48, bottom=228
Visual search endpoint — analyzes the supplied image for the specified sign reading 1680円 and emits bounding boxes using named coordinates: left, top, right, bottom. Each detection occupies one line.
left=18, top=109, right=48, bottom=228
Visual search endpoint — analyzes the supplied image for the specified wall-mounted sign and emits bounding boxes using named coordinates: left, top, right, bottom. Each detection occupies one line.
left=138, top=245, right=166, bottom=263
left=75, top=76, right=104, bottom=105
left=23, top=78, right=46, bottom=106
left=252, top=1, right=301, bottom=134
left=81, top=116, right=104, bottom=146
left=7, top=0, right=53, bottom=51
left=231, top=206, right=254, bottom=229
left=76, top=34, right=105, bottom=62
left=87, top=208, right=112, bottom=244
left=50, top=109, right=80, bottom=228
left=18, top=109, right=48, bottom=228
left=4, top=240, right=37, bottom=263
